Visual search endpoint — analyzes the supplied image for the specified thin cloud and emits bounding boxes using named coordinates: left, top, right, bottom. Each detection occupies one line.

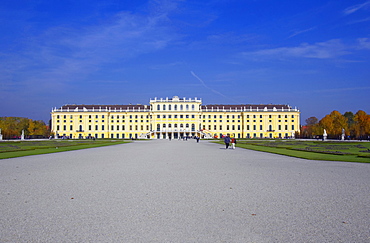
left=0, top=2, right=180, bottom=96
left=190, top=71, right=241, bottom=103
left=245, top=39, right=349, bottom=59
left=343, top=1, right=370, bottom=15
left=347, top=16, right=370, bottom=25
left=307, top=86, right=370, bottom=94
left=287, top=27, right=316, bottom=39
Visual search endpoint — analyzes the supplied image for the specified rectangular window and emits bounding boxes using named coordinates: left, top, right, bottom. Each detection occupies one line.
left=111, top=125, right=114, bottom=131
left=292, top=125, right=295, bottom=130
left=238, top=125, right=240, bottom=130
left=95, top=125, right=98, bottom=130
left=260, top=125, right=263, bottom=130
left=63, top=125, right=66, bottom=130
left=102, top=125, right=105, bottom=130
left=220, top=125, right=222, bottom=130
left=70, top=125, right=73, bottom=131
left=89, top=125, right=91, bottom=131
left=117, top=125, right=119, bottom=131
left=247, top=125, right=250, bottom=130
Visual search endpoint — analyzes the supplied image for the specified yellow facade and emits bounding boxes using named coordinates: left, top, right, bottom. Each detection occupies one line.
left=51, top=96, right=300, bottom=139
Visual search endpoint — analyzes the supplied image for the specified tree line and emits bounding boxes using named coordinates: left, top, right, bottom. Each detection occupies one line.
left=301, top=110, right=370, bottom=140
left=0, top=117, right=50, bottom=139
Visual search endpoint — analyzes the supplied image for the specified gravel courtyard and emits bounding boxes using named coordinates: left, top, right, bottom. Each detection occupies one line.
left=1, top=139, right=369, bottom=242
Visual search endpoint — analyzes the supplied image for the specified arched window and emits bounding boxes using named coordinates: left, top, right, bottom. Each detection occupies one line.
left=192, top=104, right=195, bottom=110
left=180, top=104, right=183, bottom=110
left=180, top=124, right=183, bottom=128
left=157, top=104, right=160, bottom=110
left=157, top=124, right=160, bottom=131
left=163, top=104, right=166, bottom=110
left=174, top=105, right=177, bottom=110
left=169, top=105, right=171, bottom=110
left=191, top=124, right=195, bottom=131
left=186, top=104, right=189, bottom=110
left=186, top=124, right=189, bottom=128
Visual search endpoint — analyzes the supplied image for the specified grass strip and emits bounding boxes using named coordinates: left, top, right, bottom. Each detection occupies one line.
left=0, top=140, right=130, bottom=160
left=213, top=140, right=370, bottom=163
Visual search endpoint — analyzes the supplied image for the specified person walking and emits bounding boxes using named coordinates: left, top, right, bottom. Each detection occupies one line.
left=231, top=137, right=236, bottom=149
left=224, top=135, right=231, bottom=149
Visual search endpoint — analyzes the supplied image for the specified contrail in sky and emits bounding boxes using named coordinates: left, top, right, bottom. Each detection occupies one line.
left=190, top=71, right=241, bottom=103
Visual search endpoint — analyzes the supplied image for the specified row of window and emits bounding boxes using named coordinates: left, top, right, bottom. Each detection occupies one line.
left=157, top=114, right=196, bottom=119
left=203, top=114, right=295, bottom=119
left=202, top=119, right=295, bottom=123
left=56, top=115, right=149, bottom=119
left=56, top=120, right=150, bottom=124
left=202, top=125, right=295, bottom=131
left=56, top=125, right=150, bottom=131
left=155, top=104, right=198, bottom=111
left=60, top=133, right=139, bottom=139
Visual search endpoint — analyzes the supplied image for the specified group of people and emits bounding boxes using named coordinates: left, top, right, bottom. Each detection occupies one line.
left=223, top=135, right=237, bottom=149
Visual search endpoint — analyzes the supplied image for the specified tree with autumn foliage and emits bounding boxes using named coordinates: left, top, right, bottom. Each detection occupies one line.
left=318, top=111, right=348, bottom=138
left=0, top=117, right=50, bottom=139
left=352, top=110, right=370, bottom=139
left=301, top=117, right=320, bottom=138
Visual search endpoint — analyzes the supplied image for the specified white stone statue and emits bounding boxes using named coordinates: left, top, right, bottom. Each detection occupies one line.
left=323, top=129, right=327, bottom=141
left=21, top=130, right=25, bottom=140
left=341, top=128, right=345, bottom=140
left=0, top=128, right=2, bottom=140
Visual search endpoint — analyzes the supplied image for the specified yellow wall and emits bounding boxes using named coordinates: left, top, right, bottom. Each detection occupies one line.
left=51, top=97, right=300, bottom=139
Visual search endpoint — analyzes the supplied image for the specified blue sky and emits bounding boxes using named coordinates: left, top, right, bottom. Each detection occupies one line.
left=1, top=0, right=369, bottom=123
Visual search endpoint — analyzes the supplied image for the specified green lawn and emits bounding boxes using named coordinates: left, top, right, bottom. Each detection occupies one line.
left=215, top=140, right=370, bottom=163
left=0, top=140, right=130, bottom=159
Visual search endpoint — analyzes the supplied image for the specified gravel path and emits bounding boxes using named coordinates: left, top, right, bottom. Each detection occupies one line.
left=1, top=140, right=369, bottom=242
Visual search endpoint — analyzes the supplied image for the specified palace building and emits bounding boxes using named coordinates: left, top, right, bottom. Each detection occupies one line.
left=51, top=96, right=300, bottom=139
